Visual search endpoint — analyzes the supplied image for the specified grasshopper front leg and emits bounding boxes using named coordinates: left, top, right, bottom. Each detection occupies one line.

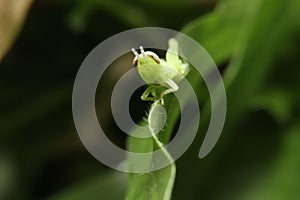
left=141, top=85, right=156, bottom=102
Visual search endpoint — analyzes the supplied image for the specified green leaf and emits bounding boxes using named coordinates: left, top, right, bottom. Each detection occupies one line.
left=126, top=102, right=176, bottom=200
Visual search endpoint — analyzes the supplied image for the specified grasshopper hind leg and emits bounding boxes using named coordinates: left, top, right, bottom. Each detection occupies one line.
left=160, top=79, right=179, bottom=105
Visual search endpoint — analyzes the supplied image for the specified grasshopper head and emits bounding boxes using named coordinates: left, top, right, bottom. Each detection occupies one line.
left=132, top=46, right=160, bottom=67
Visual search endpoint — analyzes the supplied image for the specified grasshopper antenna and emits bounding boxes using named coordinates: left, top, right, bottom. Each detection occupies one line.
left=140, top=46, right=145, bottom=56
left=131, top=48, right=139, bottom=57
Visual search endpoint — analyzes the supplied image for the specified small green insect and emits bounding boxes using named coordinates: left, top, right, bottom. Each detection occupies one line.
left=131, top=38, right=189, bottom=105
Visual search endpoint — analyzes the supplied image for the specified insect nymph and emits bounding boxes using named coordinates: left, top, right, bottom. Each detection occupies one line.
left=131, top=38, right=189, bottom=105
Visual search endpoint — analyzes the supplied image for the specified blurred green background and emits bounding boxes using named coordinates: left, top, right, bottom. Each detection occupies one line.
left=0, top=0, right=300, bottom=199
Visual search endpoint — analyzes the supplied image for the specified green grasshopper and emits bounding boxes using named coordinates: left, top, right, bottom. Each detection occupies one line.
left=131, top=38, right=189, bottom=105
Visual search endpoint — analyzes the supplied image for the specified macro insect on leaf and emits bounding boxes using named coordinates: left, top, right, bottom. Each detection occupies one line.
left=131, top=38, right=189, bottom=105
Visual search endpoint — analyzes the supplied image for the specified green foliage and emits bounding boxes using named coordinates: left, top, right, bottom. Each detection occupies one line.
left=125, top=0, right=300, bottom=199
left=1, top=0, right=300, bottom=199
